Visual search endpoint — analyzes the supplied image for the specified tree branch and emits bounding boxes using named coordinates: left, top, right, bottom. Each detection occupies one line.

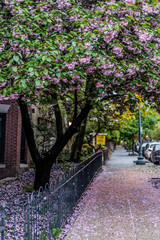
left=73, top=90, right=78, bottom=121
left=18, top=96, right=40, bottom=165
left=47, top=100, right=92, bottom=158
left=51, top=93, right=63, bottom=141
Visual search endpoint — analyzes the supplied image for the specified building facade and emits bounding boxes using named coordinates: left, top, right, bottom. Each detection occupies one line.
left=0, top=100, right=30, bottom=179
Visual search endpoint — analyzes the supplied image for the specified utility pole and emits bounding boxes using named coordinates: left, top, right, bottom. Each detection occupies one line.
left=135, top=100, right=146, bottom=165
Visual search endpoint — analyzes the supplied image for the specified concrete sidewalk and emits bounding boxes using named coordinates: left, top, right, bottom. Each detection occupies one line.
left=64, top=147, right=160, bottom=240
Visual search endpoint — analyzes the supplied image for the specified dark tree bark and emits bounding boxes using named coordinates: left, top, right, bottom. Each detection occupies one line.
left=70, top=117, right=88, bottom=163
left=18, top=96, right=92, bottom=190
left=18, top=96, right=40, bottom=165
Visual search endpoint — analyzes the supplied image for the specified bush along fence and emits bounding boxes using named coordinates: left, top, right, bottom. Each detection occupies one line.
left=0, top=149, right=108, bottom=240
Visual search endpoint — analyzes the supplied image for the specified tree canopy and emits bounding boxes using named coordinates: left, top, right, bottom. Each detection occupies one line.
left=120, top=104, right=158, bottom=147
left=0, top=0, right=160, bottom=108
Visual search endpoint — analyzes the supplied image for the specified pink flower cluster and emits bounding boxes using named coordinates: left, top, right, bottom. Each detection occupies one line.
left=104, top=30, right=118, bottom=43
left=96, top=82, right=104, bottom=88
left=86, top=66, right=97, bottom=74
left=79, top=57, right=91, bottom=64
left=65, top=61, right=77, bottom=70
left=137, top=31, right=153, bottom=42
left=0, top=93, right=19, bottom=100
left=142, top=4, right=153, bottom=14
left=123, top=0, right=136, bottom=4
left=112, top=46, right=123, bottom=58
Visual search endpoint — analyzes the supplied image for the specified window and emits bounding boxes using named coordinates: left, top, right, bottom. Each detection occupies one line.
left=0, top=114, right=6, bottom=163
left=155, top=144, right=160, bottom=151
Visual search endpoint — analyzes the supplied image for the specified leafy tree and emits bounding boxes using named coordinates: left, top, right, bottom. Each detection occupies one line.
left=79, top=101, right=123, bottom=155
left=0, top=0, right=160, bottom=189
left=120, top=105, right=158, bottom=149
left=151, top=127, right=160, bottom=141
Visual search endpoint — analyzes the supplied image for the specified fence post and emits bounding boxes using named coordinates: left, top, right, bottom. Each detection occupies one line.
left=101, top=152, right=103, bottom=167
left=27, top=195, right=31, bottom=240
left=1, top=207, right=5, bottom=240
left=58, top=188, right=61, bottom=228
left=72, top=177, right=76, bottom=207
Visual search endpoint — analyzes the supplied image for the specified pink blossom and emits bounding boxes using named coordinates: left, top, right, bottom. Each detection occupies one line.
left=0, top=82, right=6, bottom=88
left=54, top=24, right=63, bottom=31
left=51, top=78, right=60, bottom=84
left=10, top=93, right=19, bottom=99
left=136, top=30, right=153, bottom=42
left=79, top=79, right=85, bottom=83
left=128, top=68, right=136, bottom=75
left=35, top=90, right=42, bottom=95
left=121, top=21, right=128, bottom=27
left=99, top=93, right=106, bottom=97
left=112, top=46, right=123, bottom=57
left=73, top=86, right=81, bottom=90
left=30, top=104, right=35, bottom=109
left=96, top=83, right=104, bottom=88
left=42, top=75, right=50, bottom=80
left=85, top=42, right=93, bottom=50
left=115, top=72, right=123, bottom=78
left=103, top=70, right=113, bottom=76
left=142, top=4, right=153, bottom=14
left=36, top=85, right=44, bottom=89
left=123, top=0, right=135, bottom=4
left=104, top=31, right=118, bottom=43
left=65, top=62, right=77, bottom=70
left=0, top=95, right=5, bottom=100
left=86, top=66, right=97, bottom=74
left=59, top=44, right=67, bottom=51
left=104, top=63, right=114, bottom=69
left=62, top=78, right=68, bottom=83
left=79, top=57, right=91, bottom=64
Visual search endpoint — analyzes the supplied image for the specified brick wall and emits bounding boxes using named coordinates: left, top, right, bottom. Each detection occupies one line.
left=0, top=100, right=30, bottom=179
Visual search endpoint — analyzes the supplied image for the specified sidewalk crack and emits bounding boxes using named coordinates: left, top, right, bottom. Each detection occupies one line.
left=127, top=198, right=137, bottom=240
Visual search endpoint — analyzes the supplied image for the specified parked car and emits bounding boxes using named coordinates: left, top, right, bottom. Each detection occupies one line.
left=144, top=142, right=159, bottom=160
left=151, top=144, right=160, bottom=164
left=134, top=142, right=139, bottom=153
left=142, top=143, right=148, bottom=156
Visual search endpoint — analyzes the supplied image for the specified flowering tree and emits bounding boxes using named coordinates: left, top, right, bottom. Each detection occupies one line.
left=0, top=0, right=160, bottom=189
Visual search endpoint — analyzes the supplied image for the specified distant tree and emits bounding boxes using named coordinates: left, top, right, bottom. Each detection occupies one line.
left=120, top=105, right=158, bottom=150
left=151, top=127, right=160, bottom=141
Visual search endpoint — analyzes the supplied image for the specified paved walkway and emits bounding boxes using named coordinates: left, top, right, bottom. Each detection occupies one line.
left=64, top=147, right=160, bottom=240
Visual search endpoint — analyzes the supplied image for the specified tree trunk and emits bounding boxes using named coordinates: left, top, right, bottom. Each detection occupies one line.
left=70, top=117, right=87, bottom=163
left=34, top=158, right=52, bottom=190
left=18, top=96, right=92, bottom=190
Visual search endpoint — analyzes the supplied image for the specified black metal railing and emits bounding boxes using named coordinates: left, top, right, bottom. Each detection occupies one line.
left=0, top=151, right=104, bottom=240
left=103, top=148, right=108, bottom=164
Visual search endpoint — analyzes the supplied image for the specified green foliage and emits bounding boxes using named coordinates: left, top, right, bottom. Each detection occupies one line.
left=52, top=228, right=63, bottom=239
left=120, top=105, right=158, bottom=144
left=111, top=130, right=120, bottom=142
left=34, top=122, right=56, bottom=154
left=0, top=0, right=160, bottom=108
left=60, top=161, right=74, bottom=173
left=81, top=145, right=93, bottom=160
left=151, top=127, right=160, bottom=141
left=57, top=149, right=71, bottom=162
left=23, top=184, right=34, bottom=193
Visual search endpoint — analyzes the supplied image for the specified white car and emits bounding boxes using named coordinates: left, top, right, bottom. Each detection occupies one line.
left=145, top=142, right=159, bottom=160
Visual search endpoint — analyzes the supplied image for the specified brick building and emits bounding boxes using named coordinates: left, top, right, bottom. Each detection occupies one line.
left=0, top=100, right=30, bottom=179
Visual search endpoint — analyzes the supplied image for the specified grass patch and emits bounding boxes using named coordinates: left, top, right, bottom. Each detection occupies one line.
left=23, top=184, right=34, bottom=193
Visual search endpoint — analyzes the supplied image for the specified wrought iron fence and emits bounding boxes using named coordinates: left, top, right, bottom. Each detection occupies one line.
left=103, top=148, right=108, bottom=164
left=0, top=150, right=104, bottom=240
